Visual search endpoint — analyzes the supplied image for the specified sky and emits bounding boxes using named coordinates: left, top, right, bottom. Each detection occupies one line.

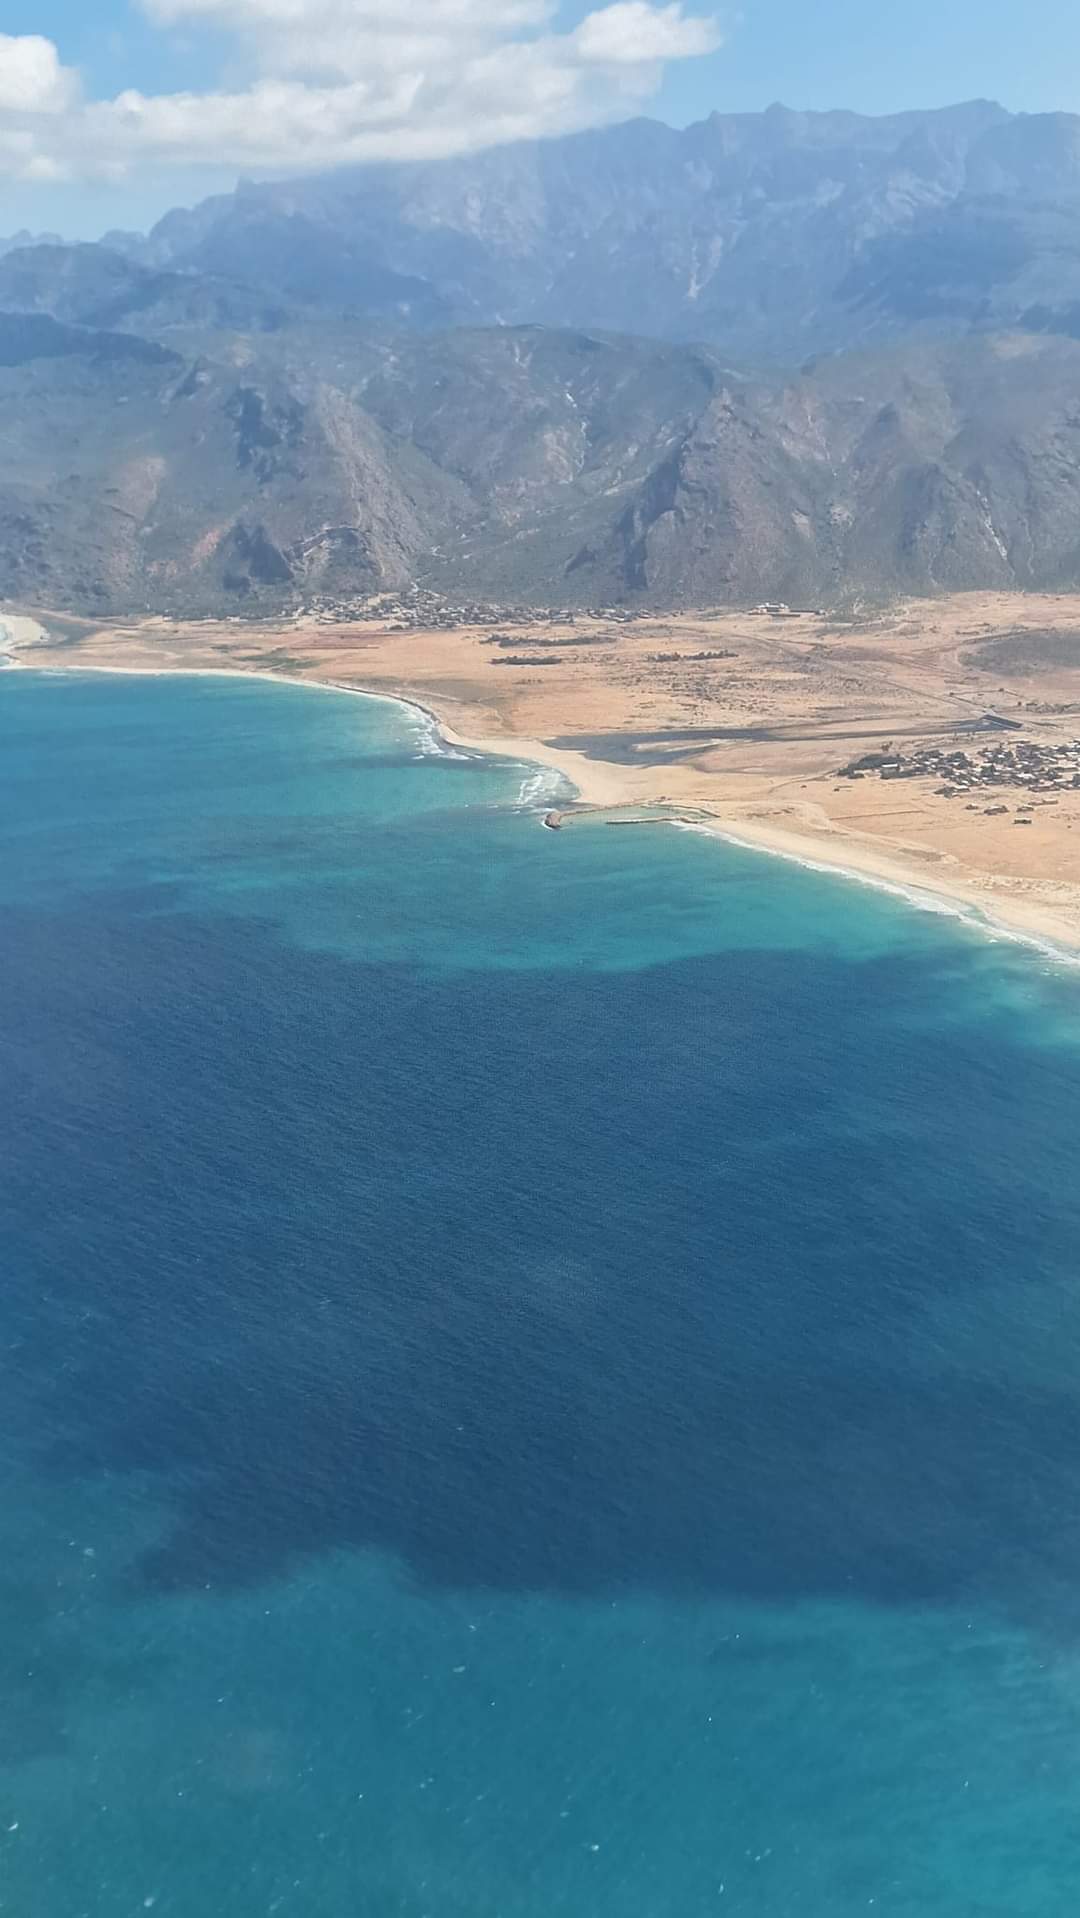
left=1, top=0, right=1079, bottom=237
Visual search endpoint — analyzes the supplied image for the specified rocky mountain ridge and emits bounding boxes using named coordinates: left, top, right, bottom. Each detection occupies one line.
left=3, top=313, right=1080, bottom=616
left=5, top=102, right=1080, bottom=616
left=96, top=100, right=1080, bottom=359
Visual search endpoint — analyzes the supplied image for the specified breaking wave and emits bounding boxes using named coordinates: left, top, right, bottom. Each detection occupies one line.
left=512, top=765, right=574, bottom=811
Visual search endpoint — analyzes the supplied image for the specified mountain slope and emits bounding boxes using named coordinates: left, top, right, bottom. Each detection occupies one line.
left=115, top=100, right=1080, bottom=359
left=0, top=320, right=467, bottom=612
left=4, top=317, right=1080, bottom=615
left=0, top=244, right=292, bottom=337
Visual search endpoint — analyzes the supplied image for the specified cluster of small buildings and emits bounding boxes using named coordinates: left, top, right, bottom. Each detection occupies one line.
left=303, top=588, right=641, bottom=632
left=646, top=649, right=735, bottom=663
left=750, top=603, right=825, bottom=619
left=843, top=737, right=1080, bottom=802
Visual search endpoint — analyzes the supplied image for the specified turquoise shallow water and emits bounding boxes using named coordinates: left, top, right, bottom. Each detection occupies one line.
left=5, top=670, right=1080, bottom=1915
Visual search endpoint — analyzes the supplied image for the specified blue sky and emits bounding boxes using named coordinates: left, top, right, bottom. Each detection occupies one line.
left=3, top=0, right=1079, bottom=237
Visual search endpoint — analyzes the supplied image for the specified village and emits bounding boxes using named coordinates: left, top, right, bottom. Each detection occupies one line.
left=303, top=586, right=644, bottom=632
left=842, top=734, right=1080, bottom=819
left=298, top=590, right=823, bottom=634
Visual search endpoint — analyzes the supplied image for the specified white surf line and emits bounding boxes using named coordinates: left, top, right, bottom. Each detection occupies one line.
left=6, top=651, right=578, bottom=802
left=0, top=612, right=51, bottom=667
left=674, top=819, right=1080, bottom=972
left=512, top=764, right=576, bottom=810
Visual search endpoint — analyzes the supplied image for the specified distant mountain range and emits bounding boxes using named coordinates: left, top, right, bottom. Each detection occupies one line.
left=84, top=100, right=1080, bottom=358
left=7, top=101, right=1080, bottom=614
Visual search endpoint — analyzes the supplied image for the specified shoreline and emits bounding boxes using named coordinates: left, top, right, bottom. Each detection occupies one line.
left=680, top=819, right=1080, bottom=967
left=9, top=643, right=1080, bottom=965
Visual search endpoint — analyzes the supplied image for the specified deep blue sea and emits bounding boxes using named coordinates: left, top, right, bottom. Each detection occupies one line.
left=5, top=669, right=1080, bottom=1916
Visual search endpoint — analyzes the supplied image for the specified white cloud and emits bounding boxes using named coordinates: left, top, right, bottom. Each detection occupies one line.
left=0, top=2, right=721, bottom=193
left=574, top=2, right=719, bottom=62
left=0, top=34, right=79, bottom=115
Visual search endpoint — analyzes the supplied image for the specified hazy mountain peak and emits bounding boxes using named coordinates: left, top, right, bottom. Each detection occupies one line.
left=85, top=100, right=1079, bottom=362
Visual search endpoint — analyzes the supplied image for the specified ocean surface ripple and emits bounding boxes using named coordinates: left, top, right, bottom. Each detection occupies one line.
left=3, top=670, right=1080, bottom=1916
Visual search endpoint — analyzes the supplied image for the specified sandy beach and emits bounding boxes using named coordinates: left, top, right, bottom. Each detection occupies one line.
left=9, top=593, right=1080, bottom=952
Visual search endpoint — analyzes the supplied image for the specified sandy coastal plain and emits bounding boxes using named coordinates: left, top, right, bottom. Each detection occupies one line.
left=11, top=592, right=1080, bottom=950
